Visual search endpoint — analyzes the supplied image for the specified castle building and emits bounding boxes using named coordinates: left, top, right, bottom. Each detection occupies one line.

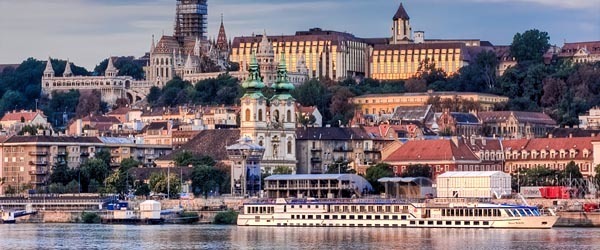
left=231, top=28, right=367, bottom=81
left=239, top=53, right=297, bottom=172
left=41, top=57, right=148, bottom=105
left=558, top=41, right=600, bottom=64
left=368, top=3, right=494, bottom=80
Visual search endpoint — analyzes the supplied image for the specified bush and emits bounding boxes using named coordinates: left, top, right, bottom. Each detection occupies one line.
left=213, top=210, right=238, bottom=225
left=81, top=212, right=101, bottom=224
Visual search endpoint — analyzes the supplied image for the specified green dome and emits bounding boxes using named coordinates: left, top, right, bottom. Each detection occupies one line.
left=242, top=52, right=266, bottom=90
left=271, top=54, right=295, bottom=92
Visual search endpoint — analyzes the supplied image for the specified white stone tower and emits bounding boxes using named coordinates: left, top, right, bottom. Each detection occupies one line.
left=391, top=3, right=411, bottom=44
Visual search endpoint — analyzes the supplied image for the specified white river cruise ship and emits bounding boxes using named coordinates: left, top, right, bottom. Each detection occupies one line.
left=237, top=198, right=558, bottom=229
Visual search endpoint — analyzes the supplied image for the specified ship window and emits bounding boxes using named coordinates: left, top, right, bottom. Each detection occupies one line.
left=442, top=209, right=446, bottom=216
left=392, top=215, right=398, bottom=220
left=307, top=205, right=311, bottom=208
left=401, top=216, right=407, bottom=220
left=384, top=215, right=389, bottom=220
left=291, top=205, right=294, bottom=208
left=375, top=215, right=381, bottom=220
left=349, top=215, right=355, bottom=219
left=427, top=221, right=433, bottom=225
left=324, top=215, right=330, bottom=219
left=333, top=215, right=338, bottom=219
left=367, top=215, right=372, bottom=220
left=446, top=221, right=451, bottom=225
left=410, top=221, right=415, bottom=225
left=474, top=221, right=480, bottom=225
left=358, top=215, right=363, bottom=220
left=302, top=215, right=306, bottom=219
left=291, top=215, right=295, bottom=219
left=308, top=215, right=313, bottom=219
left=341, top=215, right=346, bottom=219
left=542, top=222, right=548, bottom=225
left=316, top=205, right=319, bottom=209
left=455, top=221, right=461, bottom=225
left=436, top=221, right=443, bottom=225
left=418, top=221, right=424, bottom=225
left=316, top=215, right=321, bottom=219
left=483, top=221, right=490, bottom=225
left=464, top=221, right=470, bottom=225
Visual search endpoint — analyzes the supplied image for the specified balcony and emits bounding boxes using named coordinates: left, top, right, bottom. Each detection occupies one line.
left=29, top=170, right=48, bottom=175
left=310, top=167, right=323, bottom=174
left=333, top=146, right=353, bottom=152
left=310, top=157, right=322, bottom=163
left=364, top=148, right=379, bottom=153
left=29, top=161, right=48, bottom=166
left=310, top=147, right=322, bottom=152
left=29, top=151, right=48, bottom=156
left=80, top=152, right=90, bottom=157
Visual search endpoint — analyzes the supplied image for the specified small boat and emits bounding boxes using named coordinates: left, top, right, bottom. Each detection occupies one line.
left=237, top=198, right=558, bottom=229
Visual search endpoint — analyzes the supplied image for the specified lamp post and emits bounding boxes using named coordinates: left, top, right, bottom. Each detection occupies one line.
left=167, top=162, right=172, bottom=199
left=226, top=137, right=265, bottom=197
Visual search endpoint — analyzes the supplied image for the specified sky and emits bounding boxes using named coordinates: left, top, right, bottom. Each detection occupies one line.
left=0, top=0, right=599, bottom=70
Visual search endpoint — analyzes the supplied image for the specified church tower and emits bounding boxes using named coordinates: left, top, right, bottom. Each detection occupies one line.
left=256, top=30, right=276, bottom=80
left=240, top=52, right=268, bottom=142
left=268, top=54, right=297, bottom=172
left=391, top=3, right=411, bottom=44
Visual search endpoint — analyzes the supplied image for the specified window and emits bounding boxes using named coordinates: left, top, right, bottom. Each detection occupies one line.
left=258, top=109, right=263, bottom=121
left=245, top=109, right=251, bottom=122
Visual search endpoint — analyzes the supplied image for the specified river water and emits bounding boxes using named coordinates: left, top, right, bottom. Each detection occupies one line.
left=0, top=224, right=598, bottom=249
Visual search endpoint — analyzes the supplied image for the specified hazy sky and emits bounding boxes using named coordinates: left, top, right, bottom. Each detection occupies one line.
left=0, top=0, right=599, bottom=69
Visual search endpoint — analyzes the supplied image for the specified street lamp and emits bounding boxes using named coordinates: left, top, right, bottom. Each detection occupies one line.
left=226, top=137, right=265, bottom=197
left=167, top=162, right=172, bottom=199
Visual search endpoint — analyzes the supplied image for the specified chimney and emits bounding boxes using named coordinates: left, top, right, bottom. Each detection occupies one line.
left=481, top=138, right=486, bottom=146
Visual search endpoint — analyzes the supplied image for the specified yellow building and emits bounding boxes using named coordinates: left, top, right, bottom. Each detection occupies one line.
left=231, top=28, right=369, bottom=80
left=351, top=91, right=509, bottom=116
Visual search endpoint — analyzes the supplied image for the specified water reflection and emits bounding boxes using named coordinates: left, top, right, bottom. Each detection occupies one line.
left=0, top=224, right=599, bottom=249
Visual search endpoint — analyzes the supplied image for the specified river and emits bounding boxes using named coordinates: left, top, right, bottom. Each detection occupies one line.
left=0, top=224, right=598, bottom=249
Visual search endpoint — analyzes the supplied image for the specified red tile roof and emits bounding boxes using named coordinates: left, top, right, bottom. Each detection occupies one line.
left=560, top=41, right=600, bottom=57
left=1, top=110, right=46, bottom=122
left=385, top=139, right=478, bottom=162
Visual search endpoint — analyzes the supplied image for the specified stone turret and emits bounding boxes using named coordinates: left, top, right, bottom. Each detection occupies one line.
left=63, top=59, right=73, bottom=77
left=105, top=57, right=118, bottom=77
left=391, top=2, right=412, bottom=44
left=43, top=57, right=54, bottom=78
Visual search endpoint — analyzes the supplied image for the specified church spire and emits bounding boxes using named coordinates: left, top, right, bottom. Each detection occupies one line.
left=63, top=59, right=73, bottom=77
left=393, top=3, right=410, bottom=20
left=272, top=53, right=295, bottom=99
left=150, top=34, right=155, bottom=53
left=241, top=52, right=265, bottom=97
left=216, top=13, right=228, bottom=51
left=105, top=56, right=117, bottom=77
left=44, top=57, right=54, bottom=78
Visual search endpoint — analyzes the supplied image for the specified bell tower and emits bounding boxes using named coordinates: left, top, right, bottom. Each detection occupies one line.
left=391, top=3, right=411, bottom=44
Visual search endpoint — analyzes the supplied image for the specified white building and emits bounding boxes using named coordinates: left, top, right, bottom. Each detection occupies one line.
left=579, top=107, right=600, bottom=129
left=436, top=171, right=511, bottom=199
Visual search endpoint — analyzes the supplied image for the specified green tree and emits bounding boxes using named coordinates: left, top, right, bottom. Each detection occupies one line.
left=191, top=165, right=227, bottom=198
left=75, top=89, right=103, bottom=118
left=50, top=161, right=74, bottom=186
left=80, top=158, right=110, bottom=192
left=400, top=164, right=432, bottom=178
left=325, top=159, right=356, bottom=174
left=173, top=151, right=215, bottom=167
left=94, top=149, right=112, bottom=167
left=104, top=158, right=139, bottom=195
left=93, top=57, right=144, bottom=80
left=365, top=163, right=394, bottom=194
left=148, top=172, right=181, bottom=198
left=563, top=161, right=583, bottom=180
left=134, top=181, right=151, bottom=197
left=272, top=166, right=293, bottom=175
left=510, top=29, right=551, bottom=63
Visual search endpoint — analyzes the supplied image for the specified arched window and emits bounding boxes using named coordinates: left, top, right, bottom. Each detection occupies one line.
left=273, top=110, right=280, bottom=122
left=258, top=109, right=263, bottom=122
left=245, top=109, right=251, bottom=122
left=287, top=110, right=292, bottom=123
left=287, top=141, right=292, bottom=154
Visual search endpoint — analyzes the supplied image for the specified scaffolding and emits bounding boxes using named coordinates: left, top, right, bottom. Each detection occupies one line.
left=175, top=0, right=208, bottom=42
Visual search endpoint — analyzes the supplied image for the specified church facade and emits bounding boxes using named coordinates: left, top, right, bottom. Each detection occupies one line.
left=239, top=52, right=297, bottom=172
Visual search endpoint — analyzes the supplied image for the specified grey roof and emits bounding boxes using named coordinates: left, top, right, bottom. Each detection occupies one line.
left=391, top=105, right=432, bottom=121
left=450, top=112, right=480, bottom=124
left=296, top=127, right=372, bottom=141
left=378, top=177, right=433, bottom=187
left=265, top=174, right=373, bottom=191
left=99, top=137, right=135, bottom=144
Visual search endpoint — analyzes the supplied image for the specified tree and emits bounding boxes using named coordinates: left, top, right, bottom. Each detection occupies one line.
left=365, top=163, right=394, bottom=194
left=272, top=166, right=293, bottom=175
left=173, top=151, right=215, bottom=167
left=94, top=149, right=112, bottom=167
left=563, top=161, right=583, bottom=180
left=50, top=161, right=74, bottom=186
left=328, top=86, right=355, bottom=126
left=75, top=90, right=103, bottom=118
left=400, top=164, right=432, bottom=178
left=404, top=79, right=427, bottom=93
left=325, top=159, right=356, bottom=174
left=148, top=172, right=181, bottom=198
left=80, top=158, right=110, bottom=192
left=93, top=56, right=144, bottom=80
left=104, top=158, right=139, bottom=195
left=134, top=181, right=151, bottom=197
left=191, top=165, right=227, bottom=198
left=510, top=29, right=550, bottom=63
